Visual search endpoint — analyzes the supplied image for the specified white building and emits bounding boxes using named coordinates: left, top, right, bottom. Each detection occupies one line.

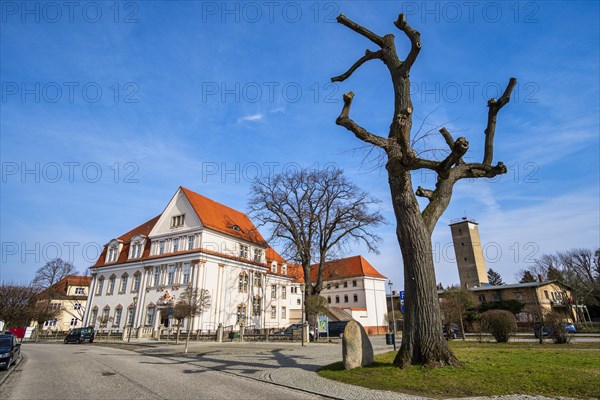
left=83, top=187, right=297, bottom=337
left=83, top=186, right=388, bottom=338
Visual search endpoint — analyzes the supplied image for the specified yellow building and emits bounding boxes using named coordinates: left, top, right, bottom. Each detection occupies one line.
left=33, top=275, right=92, bottom=332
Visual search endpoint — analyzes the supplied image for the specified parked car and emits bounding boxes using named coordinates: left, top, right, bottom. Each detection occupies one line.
left=64, top=327, right=95, bottom=344
left=272, top=324, right=315, bottom=340
left=0, top=331, right=22, bottom=370
left=327, top=320, right=350, bottom=338
left=442, top=323, right=464, bottom=340
left=533, top=322, right=576, bottom=338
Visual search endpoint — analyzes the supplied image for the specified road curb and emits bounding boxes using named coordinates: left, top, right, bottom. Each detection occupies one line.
left=0, top=354, right=25, bottom=387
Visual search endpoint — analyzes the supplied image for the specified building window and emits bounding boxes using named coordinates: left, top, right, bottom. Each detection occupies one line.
left=108, top=245, right=119, bottom=262
left=544, top=290, right=549, bottom=299
left=173, top=238, right=180, bottom=253
left=271, top=262, right=277, bottom=273
left=127, top=308, right=135, bottom=326
left=188, top=235, right=194, bottom=250
left=353, top=294, right=358, bottom=302
left=114, top=308, right=122, bottom=327
left=281, top=265, right=287, bottom=275
left=239, top=244, right=249, bottom=259
left=515, top=292, right=523, bottom=301
left=107, top=276, right=116, bottom=295
left=146, top=307, right=155, bottom=326
left=239, top=273, right=249, bottom=293
left=253, top=248, right=263, bottom=262
left=327, top=296, right=331, bottom=304
left=478, top=294, right=486, bottom=303
left=343, top=281, right=348, bottom=288
left=171, top=214, right=185, bottom=227
left=70, top=318, right=79, bottom=326
left=297, top=298, right=301, bottom=305
left=44, top=319, right=57, bottom=327
left=182, top=263, right=191, bottom=285
left=281, top=307, right=286, bottom=319
left=97, top=277, right=104, bottom=295
left=271, top=285, right=277, bottom=298
left=101, top=307, right=110, bottom=326
left=326, top=284, right=331, bottom=290
left=335, top=295, right=340, bottom=304
left=75, top=287, right=85, bottom=295
left=252, top=296, right=261, bottom=316
left=236, top=304, right=247, bottom=323
left=91, top=309, right=98, bottom=326
left=167, top=265, right=175, bottom=285
left=131, top=241, right=142, bottom=259
left=154, top=267, right=161, bottom=286
left=352, top=280, right=357, bottom=287
left=50, top=302, right=61, bottom=310
left=133, top=273, right=141, bottom=292
left=120, top=275, right=128, bottom=293
left=335, top=283, right=339, bottom=289
left=344, top=295, right=349, bottom=303
left=270, top=306, right=276, bottom=319
left=281, top=286, right=287, bottom=299
left=74, top=302, right=82, bottom=311
left=253, top=272, right=262, bottom=288
left=492, top=293, right=500, bottom=302
left=159, top=241, right=165, bottom=255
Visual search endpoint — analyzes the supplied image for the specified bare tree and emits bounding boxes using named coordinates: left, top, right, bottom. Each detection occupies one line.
left=331, top=12, right=516, bottom=367
left=249, top=167, right=384, bottom=318
left=173, top=287, right=211, bottom=353
left=0, top=283, right=37, bottom=331
left=29, top=299, right=61, bottom=341
left=32, top=258, right=78, bottom=289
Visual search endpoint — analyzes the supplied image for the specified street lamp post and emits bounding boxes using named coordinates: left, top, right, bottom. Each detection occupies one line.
left=388, top=280, right=397, bottom=351
left=301, top=283, right=306, bottom=347
left=128, top=295, right=138, bottom=343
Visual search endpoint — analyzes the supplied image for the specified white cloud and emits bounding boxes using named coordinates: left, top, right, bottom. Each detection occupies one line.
left=237, top=113, right=264, bottom=123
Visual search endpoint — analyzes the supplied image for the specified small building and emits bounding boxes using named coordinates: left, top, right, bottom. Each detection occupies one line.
left=32, top=275, right=92, bottom=332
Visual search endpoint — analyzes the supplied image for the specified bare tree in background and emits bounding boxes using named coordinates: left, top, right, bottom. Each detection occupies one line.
left=173, top=287, right=211, bottom=353
left=29, top=298, right=61, bottom=341
left=249, top=167, right=384, bottom=318
left=0, top=283, right=37, bottom=331
left=32, top=258, right=78, bottom=289
left=331, top=12, right=516, bottom=367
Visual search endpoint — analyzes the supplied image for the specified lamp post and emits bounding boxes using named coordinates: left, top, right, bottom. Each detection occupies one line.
left=301, top=283, right=306, bottom=347
left=388, top=280, right=397, bottom=351
left=128, top=295, right=138, bottom=343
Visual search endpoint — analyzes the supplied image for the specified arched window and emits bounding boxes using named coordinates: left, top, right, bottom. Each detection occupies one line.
left=238, top=273, right=249, bottom=293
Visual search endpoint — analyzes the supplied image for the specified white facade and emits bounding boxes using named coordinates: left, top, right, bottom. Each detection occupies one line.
left=84, top=187, right=298, bottom=336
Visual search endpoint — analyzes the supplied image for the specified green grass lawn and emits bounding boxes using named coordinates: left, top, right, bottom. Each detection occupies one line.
left=317, top=341, right=600, bottom=398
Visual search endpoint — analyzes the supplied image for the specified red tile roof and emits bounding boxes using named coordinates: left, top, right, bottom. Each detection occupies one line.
left=309, top=255, right=386, bottom=281
left=181, top=187, right=268, bottom=247
left=41, top=275, right=92, bottom=297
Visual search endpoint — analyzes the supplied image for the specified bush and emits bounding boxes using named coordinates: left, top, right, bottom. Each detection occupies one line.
left=545, top=313, right=573, bottom=344
left=480, top=310, right=516, bottom=342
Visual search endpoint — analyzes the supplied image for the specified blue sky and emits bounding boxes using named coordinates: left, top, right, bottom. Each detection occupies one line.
left=1, top=1, right=599, bottom=289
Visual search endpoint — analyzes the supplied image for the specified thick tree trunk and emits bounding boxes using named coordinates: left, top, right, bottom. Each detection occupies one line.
left=389, top=172, right=459, bottom=368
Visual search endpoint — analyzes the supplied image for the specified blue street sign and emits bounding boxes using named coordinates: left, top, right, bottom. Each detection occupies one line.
left=401, top=304, right=405, bottom=313
left=399, top=291, right=405, bottom=301
left=168, top=307, right=173, bottom=316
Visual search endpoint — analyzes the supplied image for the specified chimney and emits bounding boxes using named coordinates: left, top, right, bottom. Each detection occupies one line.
left=537, top=274, right=544, bottom=283
left=392, top=290, right=397, bottom=295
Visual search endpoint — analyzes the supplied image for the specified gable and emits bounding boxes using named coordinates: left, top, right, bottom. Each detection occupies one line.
left=149, top=188, right=203, bottom=236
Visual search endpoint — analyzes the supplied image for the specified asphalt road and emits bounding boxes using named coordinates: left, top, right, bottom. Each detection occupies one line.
left=0, top=343, right=323, bottom=400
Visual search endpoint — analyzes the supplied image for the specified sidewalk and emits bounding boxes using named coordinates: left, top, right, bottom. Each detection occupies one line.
left=99, top=337, right=562, bottom=400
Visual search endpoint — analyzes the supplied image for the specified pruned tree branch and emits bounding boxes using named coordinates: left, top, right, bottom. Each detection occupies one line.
left=336, top=92, right=389, bottom=148
left=439, top=127, right=455, bottom=149
left=336, top=14, right=384, bottom=47
left=483, top=77, right=517, bottom=165
left=415, top=186, right=433, bottom=200
left=394, top=13, right=421, bottom=76
left=332, top=49, right=384, bottom=82
left=436, top=137, right=469, bottom=178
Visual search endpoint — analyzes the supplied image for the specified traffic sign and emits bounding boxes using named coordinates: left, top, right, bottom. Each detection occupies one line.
left=401, top=304, right=405, bottom=313
left=399, top=291, right=405, bottom=301
left=168, top=307, right=173, bottom=316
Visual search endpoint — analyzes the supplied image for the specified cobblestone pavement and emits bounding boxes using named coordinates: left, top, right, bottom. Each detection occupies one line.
left=95, top=337, right=572, bottom=400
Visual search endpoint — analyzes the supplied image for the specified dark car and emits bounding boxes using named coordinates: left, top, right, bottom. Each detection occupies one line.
left=0, top=331, right=22, bottom=370
left=272, top=324, right=315, bottom=340
left=64, top=327, right=95, bottom=344
left=327, top=320, right=350, bottom=338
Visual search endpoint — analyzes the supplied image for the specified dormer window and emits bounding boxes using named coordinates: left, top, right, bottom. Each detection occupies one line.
left=131, top=241, right=143, bottom=259
left=271, top=262, right=277, bottom=274
left=281, top=264, right=287, bottom=275
left=171, top=214, right=185, bottom=228
left=107, top=242, right=119, bottom=263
